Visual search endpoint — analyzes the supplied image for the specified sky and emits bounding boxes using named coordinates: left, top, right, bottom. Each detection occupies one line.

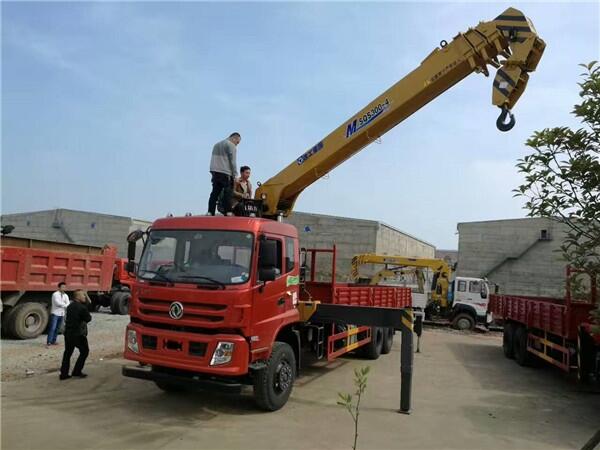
left=2, top=1, right=599, bottom=249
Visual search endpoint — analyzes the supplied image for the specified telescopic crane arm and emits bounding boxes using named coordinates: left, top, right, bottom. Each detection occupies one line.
left=255, top=7, right=545, bottom=218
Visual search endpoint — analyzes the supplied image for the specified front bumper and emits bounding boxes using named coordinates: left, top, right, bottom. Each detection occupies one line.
left=123, top=322, right=249, bottom=376
left=122, top=365, right=242, bottom=393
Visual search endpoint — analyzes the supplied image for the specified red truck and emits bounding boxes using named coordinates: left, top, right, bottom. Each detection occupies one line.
left=1, top=236, right=133, bottom=339
left=122, top=8, right=545, bottom=410
left=122, top=217, right=411, bottom=410
left=489, top=268, right=599, bottom=383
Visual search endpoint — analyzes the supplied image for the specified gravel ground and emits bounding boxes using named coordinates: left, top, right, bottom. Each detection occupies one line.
left=1, top=310, right=129, bottom=381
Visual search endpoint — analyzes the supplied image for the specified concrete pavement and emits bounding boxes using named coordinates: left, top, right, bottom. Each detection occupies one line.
left=2, top=328, right=598, bottom=449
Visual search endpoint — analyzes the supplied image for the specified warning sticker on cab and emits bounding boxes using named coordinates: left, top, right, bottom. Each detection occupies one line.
left=286, top=275, right=300, bottom=287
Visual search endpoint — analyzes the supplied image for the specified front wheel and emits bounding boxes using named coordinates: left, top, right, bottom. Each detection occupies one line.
left=452, top=313, right=475, bottom=331
left=253, top=342, right=296, bottom=411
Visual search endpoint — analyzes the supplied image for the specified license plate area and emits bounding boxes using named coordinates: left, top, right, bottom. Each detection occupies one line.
left=164, top=339, right=183, bottom=351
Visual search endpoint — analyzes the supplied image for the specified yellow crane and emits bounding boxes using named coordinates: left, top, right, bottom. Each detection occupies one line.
left=351, top=253, right=494, bottom=330
left=254, top=7, right=545, bottom=219
left=351, top=254, right=453, bottom=307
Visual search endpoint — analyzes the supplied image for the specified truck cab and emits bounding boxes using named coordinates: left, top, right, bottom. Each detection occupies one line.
left=448, top=277, right=492, bottom=329
left=124, top=216, right=301, bottom=382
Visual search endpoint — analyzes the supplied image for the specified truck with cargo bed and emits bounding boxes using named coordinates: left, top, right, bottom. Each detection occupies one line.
left=1, top=236, right=133, bottom=339
left=489, top=268, right=599, bottom=382
left=122, top=7, right=545, bottom=410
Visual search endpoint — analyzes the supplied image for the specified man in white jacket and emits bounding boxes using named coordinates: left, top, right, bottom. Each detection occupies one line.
left=47, top=282, right=69, bottom=347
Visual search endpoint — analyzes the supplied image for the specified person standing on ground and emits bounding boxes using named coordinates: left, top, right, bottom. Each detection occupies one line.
left=47, top=282, right=69, bottom=347
left=231, top=165, right=253, bottom=216
left=59, top=290, right=91, bottom=380
left=207, top=132, right=241, bottom=216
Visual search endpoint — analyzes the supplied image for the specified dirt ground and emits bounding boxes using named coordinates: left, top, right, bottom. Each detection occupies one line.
left=1, top=328, right=598, bottom=450
left=1, top=310, right=129, bottom=381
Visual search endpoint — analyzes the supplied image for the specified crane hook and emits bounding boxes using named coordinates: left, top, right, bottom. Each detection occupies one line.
left=496, top=106, right=515, bottom=132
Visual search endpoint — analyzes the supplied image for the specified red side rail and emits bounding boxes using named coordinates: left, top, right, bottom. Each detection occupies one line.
left=489, top=294, right=567, bottom=337
left=327, top=326, right=371, bottom=361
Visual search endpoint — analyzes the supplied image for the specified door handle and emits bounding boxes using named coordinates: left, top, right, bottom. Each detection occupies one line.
left=277, top=298, right=286, bottom=306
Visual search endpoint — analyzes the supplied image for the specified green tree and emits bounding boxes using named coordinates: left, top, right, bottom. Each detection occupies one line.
left=337, top=366, right=370, bottom=450
left=515, top=61, right=599, bottom=331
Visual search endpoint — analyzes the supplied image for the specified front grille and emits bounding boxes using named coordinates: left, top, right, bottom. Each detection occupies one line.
left=138, top=297, right=227, bottom=324
left=189, top=342, right=208, bottom=357
left=142, top=334, right=157, bottom=350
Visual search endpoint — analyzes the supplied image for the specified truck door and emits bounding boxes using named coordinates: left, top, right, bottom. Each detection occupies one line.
left=453, top=279, right=468, bottom=304
left=252, top=235, right=288, bottom=349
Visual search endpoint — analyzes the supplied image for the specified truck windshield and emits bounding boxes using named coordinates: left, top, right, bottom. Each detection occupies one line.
left=138, top=230, right=254, bottom=286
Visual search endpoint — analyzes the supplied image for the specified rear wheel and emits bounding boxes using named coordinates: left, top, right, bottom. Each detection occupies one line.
left=110, top=291, right=130, bottom=315
left=513, top=326, right=532, bottom=367
left=8, top=302, right=49, bottom=339
left=452, top=313, right=475, bottom=331
left=503, top=323, right=515, bottom=359
left=381, top=328, right=394, bottom=355
left=253, top=342, right=296, bottom=411
left=359, top=327, right=384, bottom=360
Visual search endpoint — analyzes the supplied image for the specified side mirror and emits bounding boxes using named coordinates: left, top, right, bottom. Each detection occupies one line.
left=127, top=229, right=145, bottom=243
left=125, top=261, right=137, bottom=274
left=127, top=241, right=136, bottom=263
left=258, top=239, right=278, bottom=269
left=299, top=265, right=307, bottom=283
left=259, top=267, right=279, bottom=282
left=480, top=287, right=488, bottom=299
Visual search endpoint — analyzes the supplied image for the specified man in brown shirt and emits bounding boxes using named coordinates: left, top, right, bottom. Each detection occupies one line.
left=232, top=166, right=252, bottom=216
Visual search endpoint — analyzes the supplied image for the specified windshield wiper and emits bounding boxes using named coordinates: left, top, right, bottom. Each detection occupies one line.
left=139, top=270, right=174, bottom=285
left=178, top=275, right=226, bottom=290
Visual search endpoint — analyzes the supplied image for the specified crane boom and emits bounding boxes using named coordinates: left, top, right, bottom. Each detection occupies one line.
left=255, top=7, right=545, bottom=218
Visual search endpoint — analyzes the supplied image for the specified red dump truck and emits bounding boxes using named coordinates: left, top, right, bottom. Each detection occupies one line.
left=489, top=268, right=599, bottom=383
left=122, top=217, right=412, bottom=410
left=1, top=236, right=133, bottom=339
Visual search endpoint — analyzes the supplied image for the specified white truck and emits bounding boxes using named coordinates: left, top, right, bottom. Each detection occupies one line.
left=351, top=254, right=492, bottom=330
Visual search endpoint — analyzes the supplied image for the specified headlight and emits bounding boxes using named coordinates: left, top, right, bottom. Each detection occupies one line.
left=127, top=329, right=139, bottom=353
left=210, top=342, right=234, bottom=366
left=260, top=193, right=267, bottom=200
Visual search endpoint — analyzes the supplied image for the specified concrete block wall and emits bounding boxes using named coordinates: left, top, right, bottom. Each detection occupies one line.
left=457, top=218, right=569, bottom=298
left=286, top=212, right=435, bottom=281
left=1, top=209, right=151, bottom=258
left=375, top=224, right=435, bottom=259
left=285, top=212, right=379, bottom=281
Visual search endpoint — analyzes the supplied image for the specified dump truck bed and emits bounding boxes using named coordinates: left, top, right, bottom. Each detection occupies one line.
left=1, top=237, right=117, bottom=292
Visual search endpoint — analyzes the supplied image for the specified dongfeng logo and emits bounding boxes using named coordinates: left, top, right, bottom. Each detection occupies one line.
left=169, top=301, right=184, bottom=320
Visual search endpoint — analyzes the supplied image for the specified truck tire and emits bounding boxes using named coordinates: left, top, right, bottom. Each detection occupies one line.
left=154, top=381, right=185, bottom=393
left=381, top=327, right=394, bottom=355
left=110, top=292, right=130, bottom=315
left=359, top=327, right=384, bottom=360
left=1, top=306, right=17, bottom=337
left=513, top=326, right=532, bottom=367
left=503, top=323, right=515, bottom=359
left=253, top=342, right=296, bottom=411
left=9, top=302, right=49, bottom=339
left=452, top=313, right=475, bottom=331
